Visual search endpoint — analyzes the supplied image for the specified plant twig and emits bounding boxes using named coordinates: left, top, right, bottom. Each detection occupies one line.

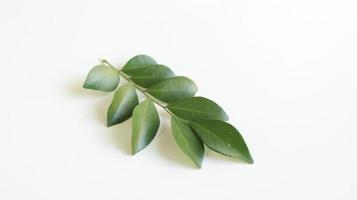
left=101, top=59, right=175, bottom=117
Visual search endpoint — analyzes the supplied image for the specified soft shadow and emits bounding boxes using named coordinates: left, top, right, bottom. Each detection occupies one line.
left=93, top=96, right=112, bottom=126
left=108, top=118, right=132, bottom=155
left=155, top=111, right=198, bottom=169
left=69, top=78, right=129, bottom=154
left=69, top=79, right=202, bottom=166
left=68, top=78, right=109, bottom=98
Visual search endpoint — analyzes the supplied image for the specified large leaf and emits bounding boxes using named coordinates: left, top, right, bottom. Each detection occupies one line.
left=107, top=84, right=138, bottom=127
left=167, top=97, right=229, bottom=121
left=83, top=64, right=120, bottom=91
left=131, top=99, right=160, bottom=154
left=171, top=117, right=204, bottom=168
left=190, top=119, right=254, bottom=164
left=122, top=54, right=157, bottom=71
left=146, top=76, right=198, bottom=103
left=122, top=64, right=175, bottom=88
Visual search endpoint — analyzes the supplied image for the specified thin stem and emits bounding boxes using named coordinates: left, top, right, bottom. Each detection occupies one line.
left=101, top=59, right=175, bottom=117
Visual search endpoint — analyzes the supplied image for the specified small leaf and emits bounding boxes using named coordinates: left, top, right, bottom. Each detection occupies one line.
left=83, top=64, right=120, bottom=91
left=167, top=97, right=229, bottom=121
left=122, top=64, right=175, bottom=88
left=122, top=54, right=157, bottom=70
left=131, top=99, right=160, bottom=154
left=190, top=119, right=254, bottom=164
left=146, top=76, right=198, bottom=103
left=171, top=117, right=204, bottom=168
left=107, top=84, right=138, bottom=127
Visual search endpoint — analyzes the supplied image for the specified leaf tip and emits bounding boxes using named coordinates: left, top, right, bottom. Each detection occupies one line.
left=223, top=114, right=229, bottom=121
left=194, top=160, right=203, bottom=169
left=82, top=82, right=89, bottom=89
left=246, top=159, right=254, bottom=165
left=82, top=82, right=96, bottom=91
left=106, top=119, right=115, bottom=127
left=243, top=154, right=254, bottom=164
left=131, top=146, right=141, bottom=155
left=82, top=79, right=93, bottom=90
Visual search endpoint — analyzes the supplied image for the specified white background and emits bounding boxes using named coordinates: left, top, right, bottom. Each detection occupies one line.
left=0, top=0, right=356, bottom=199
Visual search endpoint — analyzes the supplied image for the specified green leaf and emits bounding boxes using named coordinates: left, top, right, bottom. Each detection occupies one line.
left=146, top=76, right=198, bottom=103
left=107, top=84, right=138, bottom=127
left=131, top=99, right=160, bottom=154
left=122, top=54, right=157, bottom=70
left=189, top=119, right=254, bottom=164
left=171, top=117, right=204, bottom=168
left=122, top=64, right=175, bottom=88
left=167, top=97, right=229, bottom=121
left=83, top=64, right=120, bottom=91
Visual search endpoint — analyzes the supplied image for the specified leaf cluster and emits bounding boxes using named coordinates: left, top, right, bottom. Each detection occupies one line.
left=83, top=55, right=253, bottom=168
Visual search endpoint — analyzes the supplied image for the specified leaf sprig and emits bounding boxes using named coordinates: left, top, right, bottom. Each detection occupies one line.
left=83, top=55, right=254, bottom=168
